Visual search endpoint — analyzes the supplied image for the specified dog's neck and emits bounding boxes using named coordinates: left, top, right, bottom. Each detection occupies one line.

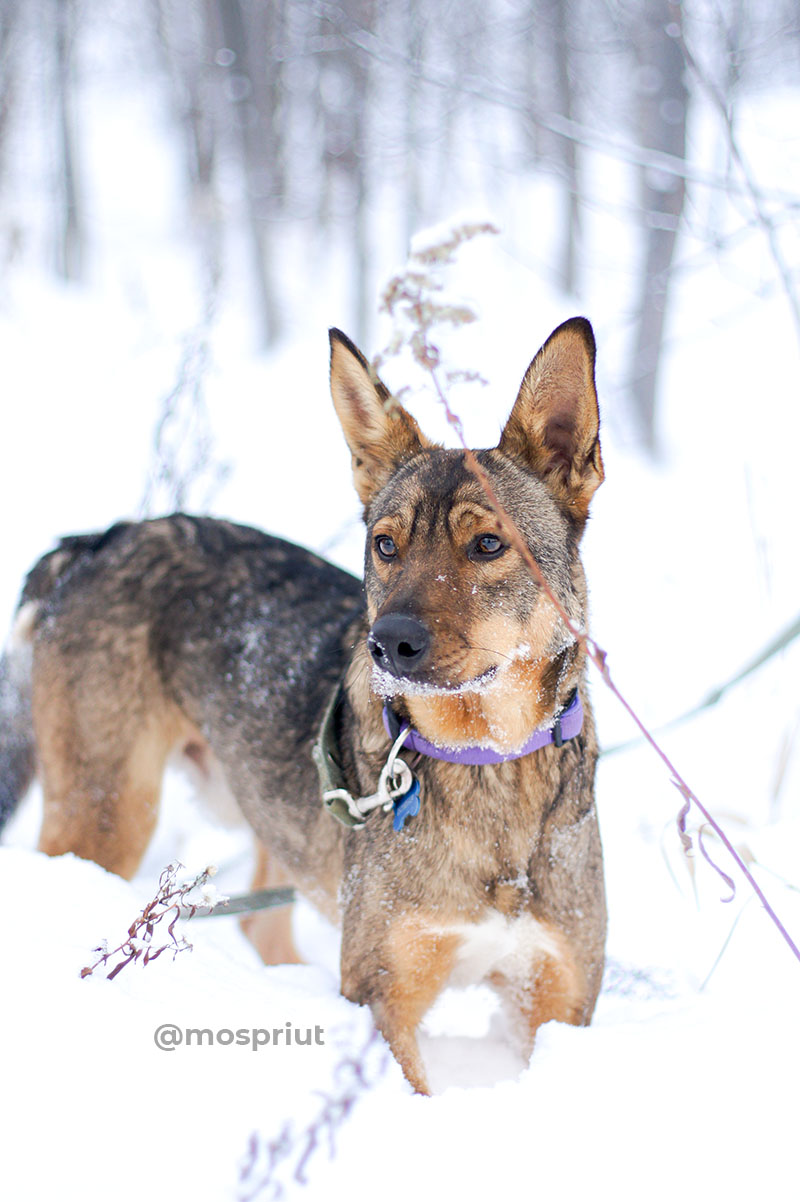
left=383, top=690, right=583, bottom=764
left=387, top=643, right=582, bottom=757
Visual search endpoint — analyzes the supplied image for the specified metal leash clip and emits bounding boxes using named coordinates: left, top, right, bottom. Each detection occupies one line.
left=323, top=726, right=418, bottom=828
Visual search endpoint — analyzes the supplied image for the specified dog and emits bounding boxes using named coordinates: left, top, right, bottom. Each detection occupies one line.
left=0, top=317, right=606, bottom=1093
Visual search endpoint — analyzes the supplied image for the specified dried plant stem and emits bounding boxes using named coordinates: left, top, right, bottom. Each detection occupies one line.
left=238, top=1029, right=387, bottom=1200
left=81, top=863, right=216, bottom=980
left=423, top=353, right=800, bottom=966
left=378, top=222, right=799, bottom=965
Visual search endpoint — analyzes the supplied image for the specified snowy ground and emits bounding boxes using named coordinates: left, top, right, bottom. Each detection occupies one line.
left=2, top=47, right=800, bottom=1202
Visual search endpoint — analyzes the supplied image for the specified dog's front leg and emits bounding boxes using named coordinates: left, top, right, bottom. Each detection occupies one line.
left=239, top=839, right=302, bottom=965
left=491, top=934, right=590, bottom=1065
left=369, top=1002, right=431, bottom=1095
left=341, top=914, right=461, bottom=1095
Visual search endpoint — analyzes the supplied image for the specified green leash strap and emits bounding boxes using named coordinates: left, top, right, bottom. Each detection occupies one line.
left=312, top=677, right=367, bottom=828
left=179, top=886, right=296, bottom=919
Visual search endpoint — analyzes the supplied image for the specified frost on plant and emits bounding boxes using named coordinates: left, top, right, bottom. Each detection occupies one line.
left=376, top=219, right=498, bottom=401
left=80, top=862, right=217, bottom=981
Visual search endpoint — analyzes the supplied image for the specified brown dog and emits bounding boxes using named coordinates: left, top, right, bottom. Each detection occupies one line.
left=0, top=317, right=606, bottom=1092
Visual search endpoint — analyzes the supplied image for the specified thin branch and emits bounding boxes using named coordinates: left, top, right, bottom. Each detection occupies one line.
left=81, top=863, right=216, bottom=980
left=300, top=0, right=800, bottom=205
left=679, top=31, right=800, bottom=351
left=433, top=358, right=798, bottom=959
left=604, top=608, right=800, bottom=756
left=139, top=259, right=229, bottom=517
left=238, top=1028, right=387, bottom=1201
left=699, top=898, right=753, bottom=992
left=379, top=227, right=800, bottom=968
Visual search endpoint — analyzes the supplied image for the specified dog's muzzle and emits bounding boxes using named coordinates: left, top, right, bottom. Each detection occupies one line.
left=367, top=613, right=430, bottom=678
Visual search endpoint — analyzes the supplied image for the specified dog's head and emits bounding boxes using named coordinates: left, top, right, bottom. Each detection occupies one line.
left=329, top=320, right=603, bottom=751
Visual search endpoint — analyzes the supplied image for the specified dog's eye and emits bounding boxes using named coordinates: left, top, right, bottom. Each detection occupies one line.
left=473, top=534, right=504, bottom=558
left=375, top=535, right=398, bottom=560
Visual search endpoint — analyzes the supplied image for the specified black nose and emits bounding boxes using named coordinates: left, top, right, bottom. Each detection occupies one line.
left=368, top=613, right=431, bottom=677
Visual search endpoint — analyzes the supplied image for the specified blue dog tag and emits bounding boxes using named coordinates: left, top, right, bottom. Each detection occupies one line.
left=392, top=776, right=421, bottom=832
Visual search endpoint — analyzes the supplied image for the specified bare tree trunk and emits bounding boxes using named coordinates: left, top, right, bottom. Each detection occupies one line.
left=317, top=0, right=373, bottom=344
left=351, top=11, right=371, bottom=347
left=352, top=148, right=370, bottom=346
left=521, top=4, right=543, bottom=164
left=212, top=0, right=282, bottom=348
left=630, top=0, right=688, bottom=454
left=0, top=0, right=21, bottom=191
left=151, top=0, right=222, bottom=283
left=548, top=0, right=580, bottom=296
left=402, top=0, right=423, bottom=250
left=522, top=0, right=580, bottom=295
left=53, top=0, right=83, bottom=282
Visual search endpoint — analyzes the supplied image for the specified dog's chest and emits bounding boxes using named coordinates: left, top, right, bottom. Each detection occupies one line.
left=441, top=911, right=564, bottom=988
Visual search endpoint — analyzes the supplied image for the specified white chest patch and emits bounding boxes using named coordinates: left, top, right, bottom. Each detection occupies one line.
left=441, top=912, right=564, bottom=988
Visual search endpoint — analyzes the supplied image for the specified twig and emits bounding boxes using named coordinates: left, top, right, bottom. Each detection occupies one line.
left=679, top=31, right=800, bottom=352
left=604, top=608, right=800, bottom=756
left=139, top=260, right=229, bottom=516
left=238, top=1028, right=388, bottom=1201
left=81, top=863, right=216, bottom=980
left=699, top=898, right=753, bottom=992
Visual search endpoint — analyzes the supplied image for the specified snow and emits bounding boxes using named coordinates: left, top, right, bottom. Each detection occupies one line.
left=3, top=29, right=800, bottom=1202
left=1, top=836, right=796, bottom=1200
left=370, top=662, right=503, bottom=700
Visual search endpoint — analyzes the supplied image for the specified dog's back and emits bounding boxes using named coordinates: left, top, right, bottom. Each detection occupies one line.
left=0, top=515, right=362, bottom=893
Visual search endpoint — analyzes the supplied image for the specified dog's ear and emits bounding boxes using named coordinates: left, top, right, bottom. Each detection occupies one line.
left=498, top=317, right=603, bottom=523
left=329, top=329, right=431, bottom=508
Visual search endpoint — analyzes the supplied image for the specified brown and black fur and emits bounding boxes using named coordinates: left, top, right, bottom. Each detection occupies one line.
left=0, top=317, right=606, bottom=1093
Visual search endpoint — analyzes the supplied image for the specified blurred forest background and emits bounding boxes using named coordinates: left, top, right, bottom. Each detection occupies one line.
left=2, top=0, right=800, bottom=459
left=3, top=6, right=800, bottom=1133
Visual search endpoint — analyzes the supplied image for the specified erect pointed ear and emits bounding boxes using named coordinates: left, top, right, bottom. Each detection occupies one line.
left=498, top=317, right=604, bottom=524
left=329, top=329, right=432, bottom=509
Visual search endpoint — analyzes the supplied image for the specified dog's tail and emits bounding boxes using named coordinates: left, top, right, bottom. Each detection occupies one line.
left=0, top=603, right=37, bottom=831
left=0, top=526, right=129, bottom=832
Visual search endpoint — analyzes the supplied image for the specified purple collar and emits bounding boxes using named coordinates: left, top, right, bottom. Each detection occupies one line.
left=382, top=690, right=583, bottom=766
